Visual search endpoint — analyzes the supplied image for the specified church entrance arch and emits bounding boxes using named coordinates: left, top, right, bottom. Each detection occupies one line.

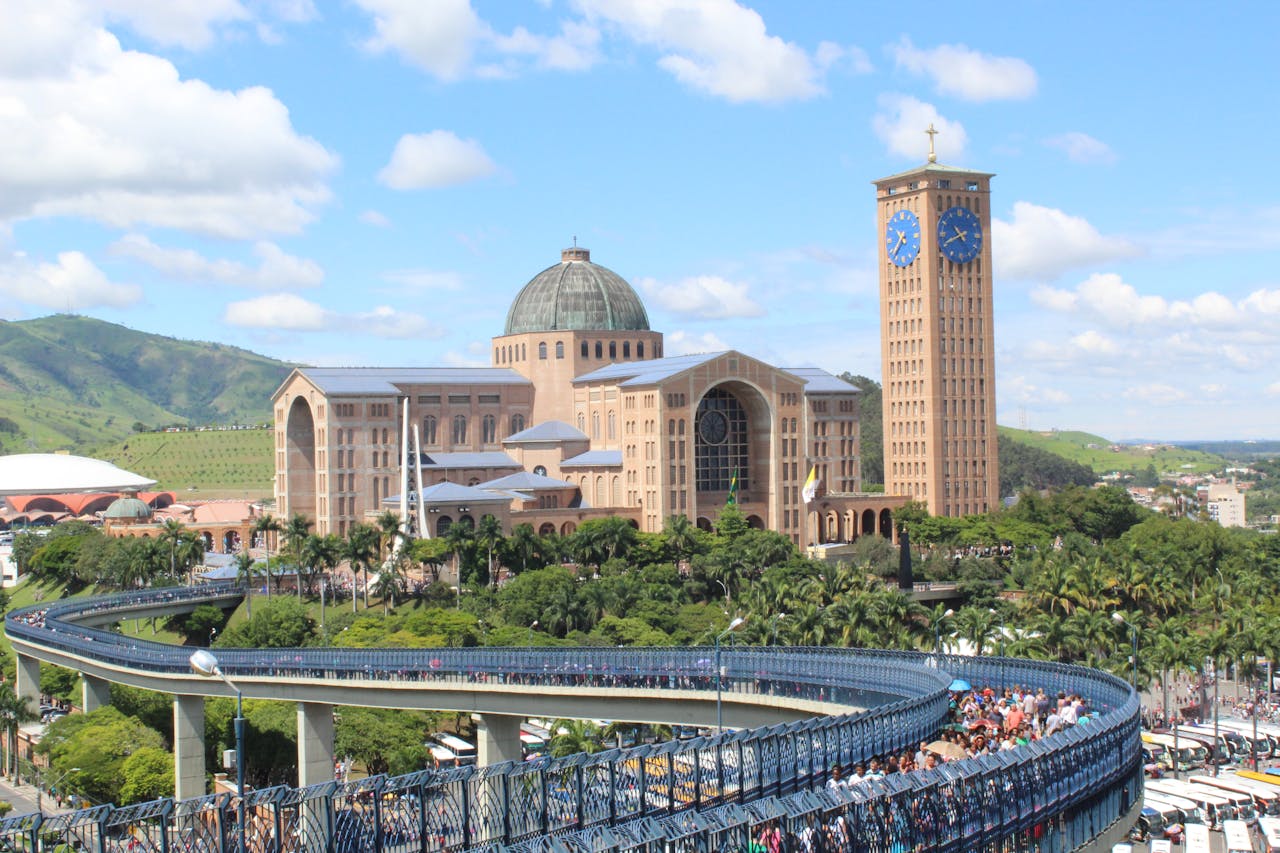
left=879, top=509, right=894, bottom=537
left=693, top=382, right=770, bottom=517
left=861, top=509, right=876, bottom=536
left=286, top=397, right=317, bottom=522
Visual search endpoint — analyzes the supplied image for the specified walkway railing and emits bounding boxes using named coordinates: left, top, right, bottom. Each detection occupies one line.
left=3, top=586, right=1142, bottom=852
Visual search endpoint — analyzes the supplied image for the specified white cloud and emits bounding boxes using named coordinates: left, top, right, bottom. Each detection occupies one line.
left=1069, top=330, right=1119, bottom=355
left=1031, top=273, right=1266, bottom=331
left=577, top=0, right=826, bottom=102
left=491, top=20, right=601, bottom=72
left=1266, top=381, right=1280, bottom=397
left=377, top=131, right=497, bottom=190
left=0, top=0, right=337, bottom=238
left=100, top=0, right=249, bottom=49
left=356, top=0, right=484, bottom=80
left=871, top=95, right=966, bottom=161
left=111, top=233, right=323, bottom=289
left=223, top=293, right=439, bottom=338
left=993, top=202, right=1139, bottom=281
left=1124, top=383, right=1191, bottom=405
left=0, top=250, right=141, bottom=309
left=1044, top=132, right=1116, bottom=165
left=1002, top=375, right=1070, bottom=405
left=359, top=210, right=391, bottom=227
left=640, top=274, right=763, bottom=319
left=889, top=37, right=1036, bottom=101
left=665, top=329, right=729, bottom=355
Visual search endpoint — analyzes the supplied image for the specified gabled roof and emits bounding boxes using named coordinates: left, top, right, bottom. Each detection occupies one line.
left=503, top=421, right=588, bottom=443
left=573, top=352, right=726, bottom=386
left=561, top=450, right=623, bottom=467
left=279, top=366, right=530, bottom=398
left=478, top=472, right=578, bottom=491
left=782, top=368, right=861, bottom=394
left=418, top=452, right=521, bottom=470
left=387, top=481, right=511, bottom=505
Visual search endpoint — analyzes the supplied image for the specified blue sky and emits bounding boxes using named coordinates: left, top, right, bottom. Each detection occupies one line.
left=2, top=0, right=1278, bottom=441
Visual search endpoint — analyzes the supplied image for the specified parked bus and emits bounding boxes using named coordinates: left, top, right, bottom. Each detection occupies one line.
left=433, top=733, right=477, bottom=766
left=1259, top=815, right=1280, bottom=852
left=1145, top=779, right=1236, bottom=828
left=1185, top=822, right=1211, bottom=853
left=428, top=744, right=459, bottom=768
left=1142, top=732, right=1200, bottom=772
left=1190, top=773, right=1280, bottom=816
left=1132, top=800, right=1183, bottom=844
left=1172, top=725, right=1247, bottom=764
left=1222, top=818, right=1254, bottom=853
left=1144, top=791, right=1207, bottom=830
left=520, top=732, right=547, bottom=759
left=1215, top=718, right=1277, bottom=761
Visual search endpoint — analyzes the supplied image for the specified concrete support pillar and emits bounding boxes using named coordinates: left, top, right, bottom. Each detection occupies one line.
left=14, top=654, right=39, bottom=708
left=81, top=674, right=111, bottom=713
left=173, top=694, right=206, bottom=802
left=474, top=713, right=522, bottom=766
left=296, top=702, right=335, bottom=789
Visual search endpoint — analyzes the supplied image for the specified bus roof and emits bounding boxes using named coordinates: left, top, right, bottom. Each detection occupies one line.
left=433, top=733, right=476, bottom=754
left=1222, top=819, right=1252, bottom=851
left=1259, top=815, right=1280, bottom=846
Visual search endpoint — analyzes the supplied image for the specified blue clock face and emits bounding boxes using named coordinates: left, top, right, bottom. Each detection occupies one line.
left=884, top=210, right=921, bottom=267
left=937, top=206, right=983, bottom=264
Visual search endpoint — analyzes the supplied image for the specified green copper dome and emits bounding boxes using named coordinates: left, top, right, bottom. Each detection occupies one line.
left=103, top=495, right=153, bottom=520
left=504, top=248, right=650, bottom=335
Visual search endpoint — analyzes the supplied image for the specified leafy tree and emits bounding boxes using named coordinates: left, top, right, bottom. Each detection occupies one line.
left=37, top=707, right=166, bottom=805
left=474, top=514, right=504, bottom=586
left=547, top=719, right=602, bottom=758
left=109, top=685, right=173, bottom=742
left=504, top=523, right=541, bottom=576
left=839, top=373, right=882, bottom=485
left=334, top=707, right=434, bottom=777
left=0, top=690, right=37, bottom=779
left=216, top=596, right=316, bottom=648
left=171, top=604, right=227, bottom=646
left=118, top=746, right=173, bottom=804
left=344, top=523, right=380, bottom=612
left=284, top=514, right=313, bottom=599
left=252, top=513, right=283, bottom=597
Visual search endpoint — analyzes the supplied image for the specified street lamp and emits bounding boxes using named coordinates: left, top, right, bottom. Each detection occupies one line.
left=1111, top=612, right=1138, bottom=690
left=715, top=617, right=745, bottom=732
left=933, top=609, right=955, bottom=657
left=1212, top=567, right=1227, bottom=776
left=37, top=765, right=79, bottom=812
left=191, top=649, right=247, bottom=853
left=712, top=579, right=730, bottom=611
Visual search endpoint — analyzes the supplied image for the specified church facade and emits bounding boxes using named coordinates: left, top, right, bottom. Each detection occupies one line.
left=272, top=246, right=902, bottom=545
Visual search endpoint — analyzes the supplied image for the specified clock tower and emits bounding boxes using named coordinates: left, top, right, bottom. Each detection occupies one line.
left=874, top=129, right=999, bottom=517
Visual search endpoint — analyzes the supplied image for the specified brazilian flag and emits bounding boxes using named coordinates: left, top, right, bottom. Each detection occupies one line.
left=727, top=468, right=739, bottom=505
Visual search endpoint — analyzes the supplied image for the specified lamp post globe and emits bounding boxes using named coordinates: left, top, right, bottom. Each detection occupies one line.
left=190, top=650, right=247, bottom=853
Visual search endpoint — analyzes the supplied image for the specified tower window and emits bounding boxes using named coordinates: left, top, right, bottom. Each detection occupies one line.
left=595, top=341, right=603, bottom=358
left=555, top=341, right=564, bottom=359
left=538, top=342, right=548, bottom=360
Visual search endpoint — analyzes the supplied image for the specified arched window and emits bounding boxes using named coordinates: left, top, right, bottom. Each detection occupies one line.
left=538, top=342, right=548, bottom=360
left=608, top=412, right=616, bottom=439
left=555, top=341, right=565, bottom=359
left=436, top=516, right=453, bottom=537
left=581, top=341, right=589, bottom=357
left=623, top=341, right=630, bottom=358
left=609, top=341, right=617, bottom=359
left=591, top=412, right=600, bottom=439
left=595, top=341, right=603, bottom=358
left=510, top=413, right=525, bottom=435
left=482, top=414, right=496, bottom=443
left=637, top=341, right=645, bottom=358
left=422, top=415, right=437, bottom=445
left=452, top=414, right=467, bottom=444
left=539, top=522, right=556, bottom=536
left=577, top=413, right=586, bottom=432
left=694, top=387, right=749, bottom=493
left=533, top=465, right=547, bottom=476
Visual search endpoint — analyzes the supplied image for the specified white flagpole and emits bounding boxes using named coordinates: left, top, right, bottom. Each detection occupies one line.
left=398, top=397, right=410, bottom=553
left=414, top=423, right=428, bottom=539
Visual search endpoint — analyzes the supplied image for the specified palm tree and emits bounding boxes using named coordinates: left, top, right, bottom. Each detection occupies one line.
left=547, top=719, right=603, bottom=758
left=159, top=519, right=188, bottom=583
left=663, top=514, right=701, bottom=568
left=252, top=514, right=284, bottom=598
left=373, top=555, right=406, bottom=615
left=376, top=510, right=404, bottom=558
left=344, top=523, right=380, bottom=612
left=475, top=515, right=504, bottom=586
left=507, top=523, right=539, bottom=575
left=284, top=514, right=312, bottom=600
left=443, top=522, right=474, bottom=586
left=233, top=551, right=257, bottom=617
left=0, top=691, right=36, bottom=781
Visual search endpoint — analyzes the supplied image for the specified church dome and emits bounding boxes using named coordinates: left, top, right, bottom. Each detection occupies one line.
left=103, top=494, right=153, bottom=521
left=504, top=247, right=650, bottom=335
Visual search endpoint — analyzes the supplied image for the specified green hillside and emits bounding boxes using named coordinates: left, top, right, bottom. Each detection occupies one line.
left=88, top=428, right=275, bottom=500
left=0, top=315, right=292, bottom=452
left=998, top=426, right=1225, bottom=475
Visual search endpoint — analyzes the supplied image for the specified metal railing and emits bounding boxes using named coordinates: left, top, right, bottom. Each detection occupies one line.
left=2, top=586, right=1142, bottom=852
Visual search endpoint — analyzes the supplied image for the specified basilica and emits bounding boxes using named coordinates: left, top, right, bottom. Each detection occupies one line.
left=272, top=246, right=903, bottom=546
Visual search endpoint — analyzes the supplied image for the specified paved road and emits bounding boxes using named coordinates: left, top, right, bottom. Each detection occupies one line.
left=0, top=774, right=45, bottom=815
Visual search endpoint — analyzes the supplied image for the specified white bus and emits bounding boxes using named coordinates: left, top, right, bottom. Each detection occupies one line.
left=428, top=744, right=459, bottom=768
left=1259, top=815, right=1280, bottom=852
left=1191, top=773, right=1280, bottom=817
left=1145, top=780, right=1236, bottom=828
left=433, top=733, right=477, bottom=766
left=1184, top=822, right=1211, bottom=853
left=1142, top=732, right=1200, bottom=771
left=1145, top=791, right=1207, bottom=829
left=1222, top=818, right=1254, bottom=853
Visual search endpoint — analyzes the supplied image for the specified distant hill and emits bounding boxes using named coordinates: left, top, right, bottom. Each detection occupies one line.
left=998, top=427, right=1225, bottom=476
left=0, top=314, right=292, bottom=453
left=90, top=428, right=275, bottom=500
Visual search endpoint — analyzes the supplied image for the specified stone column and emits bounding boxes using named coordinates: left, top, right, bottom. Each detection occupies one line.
left=474, top=713, right=522, bottom=766
left=296, top=702, right=335, bottom=788
left=173, top=694, right=206, bottom=802
left=81, top=674, right=111, bottom=714
left=14, top=655, right=39, bottom=707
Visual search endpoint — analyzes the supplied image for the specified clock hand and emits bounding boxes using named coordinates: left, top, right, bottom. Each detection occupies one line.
left=943, top=230, right=967, bottom=246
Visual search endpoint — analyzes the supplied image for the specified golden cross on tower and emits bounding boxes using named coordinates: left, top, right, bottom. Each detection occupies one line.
left=925, top=124, right=939, bottom=163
